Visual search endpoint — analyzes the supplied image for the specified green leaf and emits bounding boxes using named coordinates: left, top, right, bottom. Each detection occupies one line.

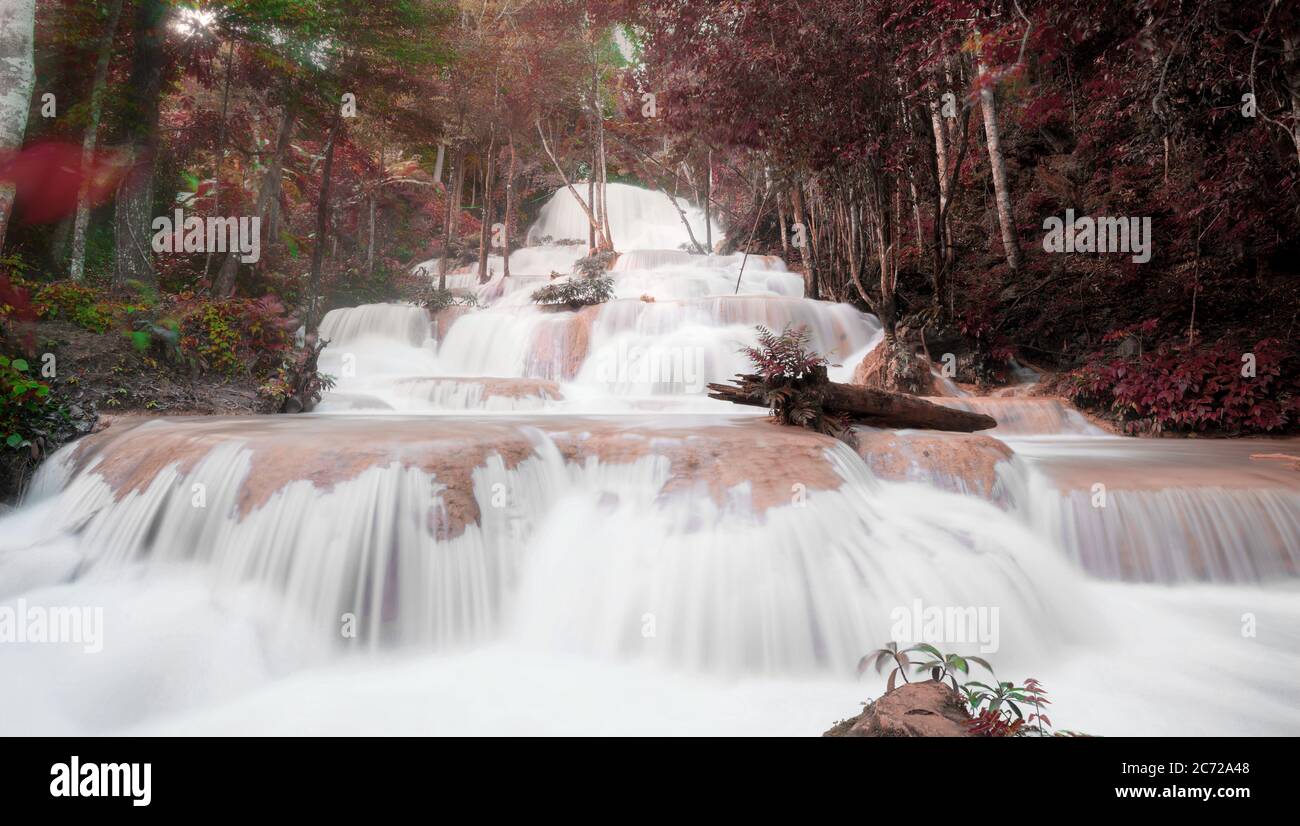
left=966, top=656, right=994, bottom=674
left=11, top=358, right=28, bottom=372
left=6, top=433, right=24, bottom=448
left=909, top=643, right=943, bottom=660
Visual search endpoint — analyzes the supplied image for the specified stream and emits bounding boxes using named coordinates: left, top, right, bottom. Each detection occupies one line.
left=1, top=184, right=1296, bottom=736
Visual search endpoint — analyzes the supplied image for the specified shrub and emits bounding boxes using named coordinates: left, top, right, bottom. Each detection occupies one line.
left=859, top=643, right=1064, bottom=737
left=181, top=302, right=243, bottom=375
left=258, top=338, right=336, bottom=413
left=735, top=325, right=851, bottom=440
left=742, top=324, right=830, bottom=382
left=573, top=250, right=618, bottom=278
left=127, top=314, right=188, bottom=369
left=0, top=354, right=54, bottom=450
left=531, top=276, right=614, bottom=309
left=0, top=274, right=39, bottom=352
left=33, top=282, right=114, bottom=333
left=414, top=286, right=479, bottom=313
left=1061, top=336, right=1298, bottom=434
left=177, top=296, right=294, bottom=377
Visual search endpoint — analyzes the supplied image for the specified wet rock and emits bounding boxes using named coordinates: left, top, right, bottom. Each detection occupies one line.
left=851, top=338, right=936, bottom=395
left=824, top=680, right=973, bottom=737
left=59, top=414, right=850, bottom=540
left=432, top=305, right=475, bottom=341
left=853, top=430, right=1014, bottom=503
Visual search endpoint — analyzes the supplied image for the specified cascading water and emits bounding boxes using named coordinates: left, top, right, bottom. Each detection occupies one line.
left=1, top=183, right=1297, bottom=736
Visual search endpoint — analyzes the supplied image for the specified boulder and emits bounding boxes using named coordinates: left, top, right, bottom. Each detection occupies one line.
left=853, top=430, right=1014, bottom=503
left=824, top=680, right=974, bottom=737
left=851, top=338, right=936, bottom=395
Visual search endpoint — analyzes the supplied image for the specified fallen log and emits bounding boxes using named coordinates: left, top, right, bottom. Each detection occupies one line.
left=708, top=373, right=998, bottom=433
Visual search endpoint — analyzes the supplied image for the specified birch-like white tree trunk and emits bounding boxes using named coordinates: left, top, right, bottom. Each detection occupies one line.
left=0, top=0, right=36, bottom=249
left=977, top=58, right=1023, bottom=273
left=69, top=0, right=126, bottom=280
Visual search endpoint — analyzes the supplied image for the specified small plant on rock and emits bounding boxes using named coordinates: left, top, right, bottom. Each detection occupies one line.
left=259, top=337, right=336, bottom=414
left=963, top=677, right=1053, bottom=737
left=738, top=325, right=849, bottom=440
left=531, top=276, right=615, bottom=309
left=414, top=286, right=479, bottom=313
left=857, top=641, right=1066, bottom=737
left=573, top=250, right=618, bottom=278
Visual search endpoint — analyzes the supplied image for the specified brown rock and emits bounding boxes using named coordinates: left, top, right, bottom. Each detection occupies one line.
left=62, top=414, right=849, bottom=541
left=853, top=430, right=1014, bottom=503
left=851, top=339, right=936, bottom=395
left=432, top=305, right=474, bottom=341
left=824, top=681, right=973, bottom=737
left=527, top=304, right=600, bottom=380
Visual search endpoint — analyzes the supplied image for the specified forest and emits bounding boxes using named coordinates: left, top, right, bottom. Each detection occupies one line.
left=2, top=1, right=1297, bottom=483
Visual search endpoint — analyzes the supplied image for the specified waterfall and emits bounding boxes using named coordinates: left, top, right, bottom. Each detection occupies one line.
left=525, top=182, right=722, bottom=250
left=2, top=182, right=1297, bottom=736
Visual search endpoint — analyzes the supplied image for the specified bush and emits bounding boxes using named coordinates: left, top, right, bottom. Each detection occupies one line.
left=0, top=273, right=39, bottom=352
left=742, top=324, right=830, bottom=382
left=258, top=338, right=336, bottom=413
left=737, top=324, right=849, bottom=441
left=413, top=285, right=479, bottom=313
left=177, top=295, right=295, bottom=377
left=127, top=314, right=188, bottom=369
left=181, top=302, right=243, bottom=374
left=33, top=282, right=115, bottom=333
left=531, top=276, right=614, bottom=309
left=573, top=250, right=618, bottom=278
left=1061, top=336, right=1298, bottom=435
left=0, top=354, right=53, bottom=450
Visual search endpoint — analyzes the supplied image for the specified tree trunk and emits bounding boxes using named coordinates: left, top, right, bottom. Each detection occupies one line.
left=662, top=186, right=707, bottom=254
left=68, top=0, right=124, bottom=280
left=368, top=131, right=383, bottom=278
left=214, top=105, right=293, bottom=297
left=598, top=116, right=612, bottom=249
left=587, top=165, right=595, bottom=251
left=438, top=147, right=464, bottom=290
left=477, top=134, right=496, bottom=284
left=977, top=58, right=1022, bottom=273
left=1284, top=34, right=1300, bottom=170
left=0, top=0, right=34, bottom=248
left=305, top=111, right=344, bottom=335
left=930, top=97, right=950, bottom=212
left=433, top=142, right=446, bottom=184
left=112, top=0, right=168, bottom=289
left=704, top=151, right=713, bottom=252
left=791, top=183, right=816, bottom=299
left=536, top=120, right=609, bottom=250
left=203, top=39, right=235, bottom=283
left=778, top=192, right=788, bottom=256
left=707, top=373, right=998, bottom=432
left=502, top=133, right=516, bottom=279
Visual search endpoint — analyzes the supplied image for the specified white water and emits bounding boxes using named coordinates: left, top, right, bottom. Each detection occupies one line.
left=1, top=184, right=1297, bottom=736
